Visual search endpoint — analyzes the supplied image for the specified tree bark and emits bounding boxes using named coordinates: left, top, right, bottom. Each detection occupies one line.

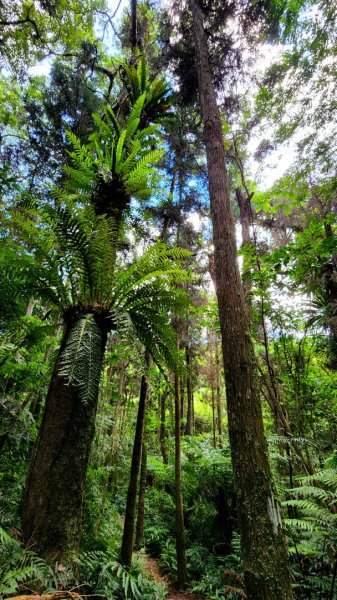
left=174, top=372, right=187, bottom=588
left=120, top=350, right=150, bottom=567
left=23, top=316, right=107, bottom=562
left=189, top=1, right=293, bottom=598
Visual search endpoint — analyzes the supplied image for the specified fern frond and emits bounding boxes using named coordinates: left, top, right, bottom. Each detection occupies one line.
left=116, top=129, right=127, bottom=166
left=58, top=314, right=104, bottom=404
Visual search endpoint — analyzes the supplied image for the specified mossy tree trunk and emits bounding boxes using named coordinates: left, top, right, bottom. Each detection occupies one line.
left=23, top=314, right=107, bottom=563
left=189, top=1, right=293, bottom=598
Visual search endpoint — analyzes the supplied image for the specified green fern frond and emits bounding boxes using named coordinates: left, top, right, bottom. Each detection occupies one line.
left=58, top=314, right=104, bottom=405
left=126, top=149, right=164, bottom=179
left=106, top=104, right=121, bottom=138
left=116, top=129, right=127, bottom=166
left=137, top=55, right=148, bottom=93
left=92, top=111, right=113, bottom=139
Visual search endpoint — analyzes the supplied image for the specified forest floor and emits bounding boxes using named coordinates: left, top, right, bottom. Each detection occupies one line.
left=143, top=555, right=204, bottom=600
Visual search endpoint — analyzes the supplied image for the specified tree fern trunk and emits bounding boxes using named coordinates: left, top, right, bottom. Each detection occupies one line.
left=189, top=1, right=293, bottom=597
left=23, top=315, right=107, bottom=563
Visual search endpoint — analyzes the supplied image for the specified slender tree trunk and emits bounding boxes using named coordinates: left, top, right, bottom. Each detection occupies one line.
left=211, top=384, right=216, bottom=449
left=215, top=338, right=223, bottom=440
left=135, top=439, right=147, bottom=548
left=236, top=188, right=253, bottom=311
left=131, top=0, right=138, bottom=51
left=95, top=362, right=127, bottom=534
left=120, top=351, right=150, bottom=567
left=189, top=2, right=293, bottom=598
left=185, top=345, right=193, bottom=436
left=174, top=374, right=187, bottom=588
left=174, top=372, right=187, bottom=588
left=159, top=392, right=168, bottom=464
left=23, top=316, right=107, bottom=562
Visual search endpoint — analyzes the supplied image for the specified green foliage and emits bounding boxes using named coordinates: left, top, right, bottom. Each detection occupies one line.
left=78, top=550, right=167, bottom=599
left=0, top=528, right=166, bottom=600
left=63, top=60, right=171, bottom=215
left=58, top=314, right=104, bottom=405
left=0, top=527, right=75, bottom=596
left=284, top=463, right=337, bottom=598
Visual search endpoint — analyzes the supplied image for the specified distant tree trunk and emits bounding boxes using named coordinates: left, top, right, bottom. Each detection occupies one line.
left=185, top=345, right=193, bottom=436
left=96, top=362, right=128, bottom=534
left=135, top=438, right=147, bottom=548
left=211, top=384, right=216, bottom=448
left=121, top=350, right=150, bottom=567
left=189, top=1, right=293, bottom=598
left=23, top=315, right=107, bottom=563
left=174, top=372, right=187, bottom=588
left=209, top=329, right=218, bottom=447
left=236, top=188, right=253, bottom=310
left=131, top=0, right=138, bottom=51
left=215, top=339, right=223, bottom=440
left=159, top=392, right=168, bottom=464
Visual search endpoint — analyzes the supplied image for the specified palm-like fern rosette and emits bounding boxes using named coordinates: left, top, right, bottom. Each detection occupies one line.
left=7, top=199, right=190, bottom=398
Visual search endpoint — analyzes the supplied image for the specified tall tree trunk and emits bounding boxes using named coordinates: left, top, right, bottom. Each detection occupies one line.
left=215, top=337, right=223, bottom=440
left=120, top=351, right=150, bottom=567
left=189, top=2, right=293, bottom=598
left=211, top=384, right=216, bottom=449
left=180, top=376, right=185, bottom=434
left=135, top=438, right=147, bottom=548
left=236, top=188, right=253, bottom=310
left=174, top=373, right=187, bottom=588
left=185, top=345, right=193, bottom=436
left=131, top=0, right=138, bottom=51
left=96, top=361, right=127, bottom=534
left=159, top=391, right=168, bottom=464
left=23, top=316, right=107, bottom=562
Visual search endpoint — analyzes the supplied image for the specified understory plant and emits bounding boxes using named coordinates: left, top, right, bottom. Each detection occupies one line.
left=283, top=458, right=337, bottom=599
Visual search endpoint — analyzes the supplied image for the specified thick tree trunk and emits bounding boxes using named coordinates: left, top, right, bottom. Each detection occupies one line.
left=120, top=351, right=150, bottom=567
left=189, top=1, right=293, bottom=598
left=23, top=317, right=107, bottom=562
left=174, top=373, right=187, bottom=588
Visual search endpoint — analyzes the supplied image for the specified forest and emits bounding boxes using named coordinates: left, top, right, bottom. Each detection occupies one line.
left=0, top=0, right=337, bottom=599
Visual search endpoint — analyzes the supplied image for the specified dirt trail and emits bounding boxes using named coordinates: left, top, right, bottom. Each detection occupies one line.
left=144, top=556, right=204, bottom=600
